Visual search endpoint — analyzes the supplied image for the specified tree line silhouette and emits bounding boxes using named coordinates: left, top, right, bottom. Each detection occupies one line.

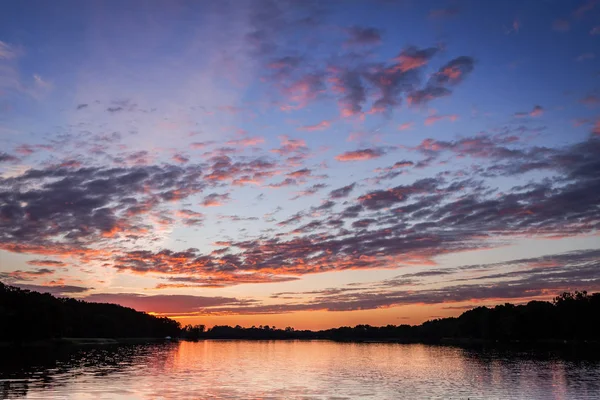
left=2, top=282, right=599, bottom=344
left=0, top=282, right=180, bottom=341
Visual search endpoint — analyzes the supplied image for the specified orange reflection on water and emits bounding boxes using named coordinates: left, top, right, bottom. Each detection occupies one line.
left=3, top=341, right=599, bottom=399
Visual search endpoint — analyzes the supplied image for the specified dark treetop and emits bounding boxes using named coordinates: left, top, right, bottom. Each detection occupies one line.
left=0, top=282, right=181, bottom=341
left=2, top=282, right=599, bottom=344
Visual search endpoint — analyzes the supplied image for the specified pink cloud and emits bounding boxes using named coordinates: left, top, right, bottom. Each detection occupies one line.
left=271, top=136, right=308, bottom=156
left=514, top=105, right=544, bottom=118
left=226, top=136, right=265, bottom=147
left=299, top=120, right=331, bottom=131
left=190, top=141, right=214, bottom=149
left=530, top=105, right=544, bottom=117
left=282, top=74, right=326, bottom=110
left=176, top=209, right=204, bottom=219
left=172, top=154, right=189, bottom=163
left=335, top=148, right=386, bottom=162
left=15, top=144, right=35, bottom=155
left=395, top=54, right=429, bottom=73
left=398, top=122, right=414, bottom=131
left=424, top=114, right=458, bottom=126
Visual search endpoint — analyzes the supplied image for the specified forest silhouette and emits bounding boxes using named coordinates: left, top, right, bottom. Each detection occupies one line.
left=2, top=282, right=599, bottom=344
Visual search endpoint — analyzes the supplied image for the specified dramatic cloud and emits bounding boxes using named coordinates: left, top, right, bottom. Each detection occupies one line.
left=0, top=164, right=205, bottom=249
left=1, top=1, right=598, bottom=323
left=199, top=249, right=600, bottom=315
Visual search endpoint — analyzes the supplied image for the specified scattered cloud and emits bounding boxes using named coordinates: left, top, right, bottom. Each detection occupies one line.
left=424, top=114, right=458, bottom=126
left=514, top=105, right=544, bottom=117
left=335, top=148, right=387, bottom=162
left=299, top=120, right=331, bottom=131
left=329, top=183, right=356, bottom=199
left=202, top=193, right=230, bottom=207
left=398, top=122, right=413, bottom=131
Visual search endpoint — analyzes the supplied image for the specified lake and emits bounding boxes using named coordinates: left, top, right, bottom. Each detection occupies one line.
left=2, top=341, right=600, bottom=399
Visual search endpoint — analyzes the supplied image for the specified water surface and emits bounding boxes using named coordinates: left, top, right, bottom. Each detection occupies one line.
left=2, top=341, right=600, bottom=399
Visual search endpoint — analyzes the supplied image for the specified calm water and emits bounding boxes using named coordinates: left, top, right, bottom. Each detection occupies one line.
left=2, top=341, right=600, bottom=399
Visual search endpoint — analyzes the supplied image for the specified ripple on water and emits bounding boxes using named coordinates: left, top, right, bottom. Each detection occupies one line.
left=1, top=342, right=600, bottom=399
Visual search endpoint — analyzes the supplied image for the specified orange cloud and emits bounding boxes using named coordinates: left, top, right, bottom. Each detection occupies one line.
left=335, top=148, right=386, bottom=162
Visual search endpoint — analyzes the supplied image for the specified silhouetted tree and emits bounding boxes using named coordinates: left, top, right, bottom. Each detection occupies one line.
left=2, top=282, right=599, bottom=344
left=0, top=282, right=181, bottom=342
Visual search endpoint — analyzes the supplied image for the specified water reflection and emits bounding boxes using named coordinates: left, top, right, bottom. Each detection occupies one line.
left=1, top=343, right=175, bottom=398
left=1, top=342, right=600, bottom=399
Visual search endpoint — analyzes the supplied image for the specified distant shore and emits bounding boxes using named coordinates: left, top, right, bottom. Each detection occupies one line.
left=0, top=337, right=174, bottom=348
left=3, top=284, right=600, bottom=349
left=3, top=337, right=600, bottom=350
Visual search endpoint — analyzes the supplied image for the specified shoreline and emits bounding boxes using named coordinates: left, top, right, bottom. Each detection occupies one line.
left=0, top=337, right=173, bottom=348
left=2, top=337, right=599, bottom=350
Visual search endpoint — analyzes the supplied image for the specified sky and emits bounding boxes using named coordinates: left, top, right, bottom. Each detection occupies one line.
left=0, top=0, right=599, bottom=330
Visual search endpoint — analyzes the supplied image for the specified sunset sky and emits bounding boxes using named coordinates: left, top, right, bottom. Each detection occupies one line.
left=1, top=0, right=599, bottom=329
